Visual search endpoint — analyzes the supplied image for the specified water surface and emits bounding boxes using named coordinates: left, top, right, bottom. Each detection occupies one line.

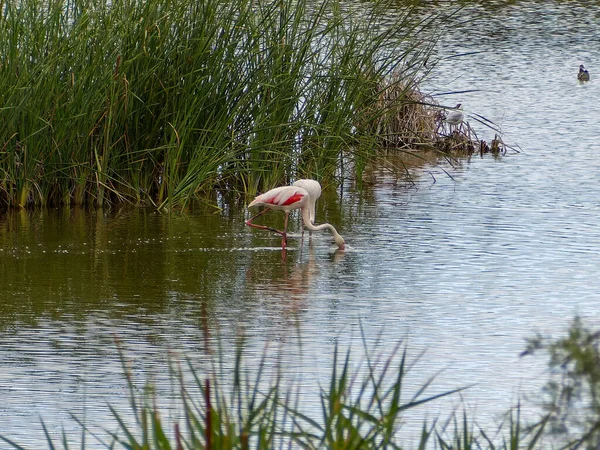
left=3, top=0, right=600, bottom=446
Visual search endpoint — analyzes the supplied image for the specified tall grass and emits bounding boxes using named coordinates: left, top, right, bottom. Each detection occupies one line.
left=0, top=332, right=557, bottom=449
left=0, top=0, right=439, bottom=209
left=15, top=315, right=600, bottom=447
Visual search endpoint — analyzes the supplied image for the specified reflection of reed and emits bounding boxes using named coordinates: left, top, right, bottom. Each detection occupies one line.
left=0, top=208, right=179, bottom=325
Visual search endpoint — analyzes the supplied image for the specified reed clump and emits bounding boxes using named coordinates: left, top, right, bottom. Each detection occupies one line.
left=0, top=0, right=504, bottom=210
left=358, top=71, right=439, bottom=149
left=0, top=334, right=551, bottom=449
left=0, top=0, right=449, bottom=210
left=357, top=70, right=508, bottom=159
left=8, top=317, right=600, bottom=448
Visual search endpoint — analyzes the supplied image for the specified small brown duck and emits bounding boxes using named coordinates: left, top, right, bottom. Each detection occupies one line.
left=578, top=64, right=590, bottom=82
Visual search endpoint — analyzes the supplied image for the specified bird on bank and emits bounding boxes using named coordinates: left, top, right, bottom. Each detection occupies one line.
left=443, top=103, right=464, bottom=131
left=246, top=185, right=345, bottom=250
left=578, top=64, right=590, bottom=82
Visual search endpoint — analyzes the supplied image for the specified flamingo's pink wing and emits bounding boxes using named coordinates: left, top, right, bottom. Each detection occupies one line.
left=279, top=192, right=304, bottom=206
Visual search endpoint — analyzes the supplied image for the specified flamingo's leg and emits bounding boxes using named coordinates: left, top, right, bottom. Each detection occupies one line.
left=281, top=211, right=289, bottom=249
left=246, top=207, right=271, bottom=227
left=246, top=208, right=285, bottom=235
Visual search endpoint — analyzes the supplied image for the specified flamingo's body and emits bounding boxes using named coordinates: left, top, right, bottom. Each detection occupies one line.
left=444, top=103, right=464, bottom=130
left=246, top=185, right=344, bottom=250
left=293, top=179, right=321, bottom=224
left=578, top=64, right=590, bottom=82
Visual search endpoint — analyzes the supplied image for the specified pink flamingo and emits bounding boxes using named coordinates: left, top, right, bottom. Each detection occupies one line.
left=246, top=185, right=345, bottom=250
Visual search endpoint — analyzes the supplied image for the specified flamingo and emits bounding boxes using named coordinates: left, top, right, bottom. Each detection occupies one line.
left=293, top=179, right=321, bottom=225
left=444, top=103, right=464, bottom=132
left=578, top=64, right=590, bottom=82
left=246, top=185, right=345, bottom=250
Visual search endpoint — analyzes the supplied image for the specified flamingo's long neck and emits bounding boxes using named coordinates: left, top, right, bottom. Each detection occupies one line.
left=301, top=206, right=345, bottom=249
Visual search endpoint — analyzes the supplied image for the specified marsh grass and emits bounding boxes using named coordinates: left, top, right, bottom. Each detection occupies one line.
left=0, top=330, right=561, bottom=450
left=0, top=0, right=455, bottom=210
left=349, top=69, right=510, bottom=185
left=362, top=72, right=509, bottom=156
left=521, top=317, right=600, bottom=449
left=0, top=0, right=499, bottom=211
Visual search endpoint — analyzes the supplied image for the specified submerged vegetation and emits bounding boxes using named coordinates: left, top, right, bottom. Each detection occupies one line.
left=0, top=0, right=500, bottom=210
left=4, top=318, right=600, bottom=449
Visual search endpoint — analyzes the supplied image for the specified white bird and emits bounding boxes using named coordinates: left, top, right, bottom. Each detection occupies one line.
left=444, top=103, right=464, bottom=131
left=578, top=64, right=590, bottom=82
left=246, top=185, right=345, bottom=250
left=292, top=179, right=321, bottom=224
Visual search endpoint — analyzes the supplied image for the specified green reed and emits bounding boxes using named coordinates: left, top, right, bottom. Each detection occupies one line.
left=0, top=332, right=556, bottom=449
left=0, top=0, right=438, bottom=209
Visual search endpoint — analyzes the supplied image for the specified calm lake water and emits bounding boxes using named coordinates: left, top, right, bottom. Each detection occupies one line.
left=2, top=1, right=600, bottom=447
